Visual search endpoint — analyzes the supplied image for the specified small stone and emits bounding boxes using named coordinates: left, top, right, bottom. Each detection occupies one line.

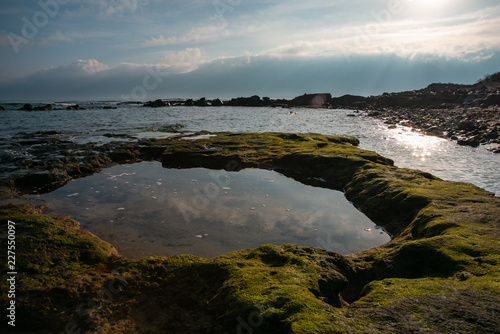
left=460, top=272, right=473, bottom=281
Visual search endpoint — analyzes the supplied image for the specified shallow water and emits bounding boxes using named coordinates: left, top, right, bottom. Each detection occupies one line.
left=1, top=103, right=498, bottom=195
left=29, top=162, right=389, bottom=258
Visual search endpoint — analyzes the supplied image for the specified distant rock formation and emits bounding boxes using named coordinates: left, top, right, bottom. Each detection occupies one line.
left=289, top=93, right=332, bottom=107
left=144, top=99, right=169, bottom=108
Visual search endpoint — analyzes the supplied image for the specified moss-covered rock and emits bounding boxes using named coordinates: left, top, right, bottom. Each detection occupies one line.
left=1, top=132, right=499, bottom=333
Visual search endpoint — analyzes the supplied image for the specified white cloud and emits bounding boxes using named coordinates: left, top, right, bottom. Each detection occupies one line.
left=259, top=5, right=500, bottom=62
left=95, top=0, right=149, bottom=16
left=161, top=47, right=207, bottom=73
left=39, top=30, right=73, bottom=46
left=140, top=23, right=229, bottom=47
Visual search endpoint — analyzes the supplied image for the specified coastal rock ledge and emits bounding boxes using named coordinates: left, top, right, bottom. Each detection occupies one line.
left=1, top=132, right=499, bottom=333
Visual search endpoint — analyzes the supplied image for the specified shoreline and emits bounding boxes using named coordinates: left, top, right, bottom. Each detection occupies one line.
left=1, top=132, right=499, bottom=333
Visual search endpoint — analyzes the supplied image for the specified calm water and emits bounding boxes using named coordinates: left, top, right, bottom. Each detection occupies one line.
left=1, top=103, right=498, bottom=257
left=1, top=103, right=498, bottom=195
left=28, top=162, right=389, bottom=258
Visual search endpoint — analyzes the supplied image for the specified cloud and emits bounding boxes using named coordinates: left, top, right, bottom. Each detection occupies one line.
left=140, top=23, right=230, bottom=47
left=93, top=0, right=150, bottom=16
left=259, top=5, right=500, bottom=62
left=2, top=51, right=498, bottom=102
left=160, top=47, right=207, bottom=73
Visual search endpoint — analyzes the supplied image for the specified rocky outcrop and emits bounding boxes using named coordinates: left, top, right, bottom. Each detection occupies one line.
left=143, top=99, right=169, bottom=108
left=289, top=93, right=332, bottom=107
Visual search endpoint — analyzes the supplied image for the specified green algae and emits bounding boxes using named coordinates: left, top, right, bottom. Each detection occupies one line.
left=1, top=132, right=499, bottom=333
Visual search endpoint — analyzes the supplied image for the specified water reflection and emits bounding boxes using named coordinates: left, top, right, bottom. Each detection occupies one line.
left=29, top=162, right=389, bottom=258
left=387, top=126, right=446, bottom=162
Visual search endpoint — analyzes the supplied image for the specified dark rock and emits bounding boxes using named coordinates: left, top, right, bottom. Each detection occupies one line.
left=33, top=104, right=53, bottom=111
left=487, top=146, right=500, bottom=153
left=194, top=98, right=208, bottom=107
left=289, top=93, right=332, bottom=107
left=66, top=105, right=80, bottom=110
left=368, top=111, right=380, bottom=117
left=211, top=98, right=224, bottom=106
left=457, top=137, right=480, bottom=147
left=457, top=121, right=477, bottom=131
left=226, top=95, right=265, bottom=107
left=144, top=99, right=168, bottom=108
left=184, top=99, right=195, bottom=106
left=0, top=106, right=5, bottom=111
left=103, top=106, right=117, bottom=110
left=20, top=104, right=33, bottom=111
left=483, top=94, right=500, bottom=106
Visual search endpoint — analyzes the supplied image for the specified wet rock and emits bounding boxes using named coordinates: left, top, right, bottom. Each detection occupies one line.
left=0, top=106, right=5, bottom=111
left=487, top=146, right=500, bottom=153
left=194, top=97, right=208, bottom=107
left=425, top=126, right=443, bottom=136
left=211, top=98, right=224, bottom=106
left=20, top=104, right=33, bottom=111
left=33, top=104, right=53, bottom=111
left=184, top=99, right=194, bottom=106
left=66, top=104, right=81, bottom=110
left=457, top=137, right=480, bottom=147
left=144, top=99, right=168, bottom=108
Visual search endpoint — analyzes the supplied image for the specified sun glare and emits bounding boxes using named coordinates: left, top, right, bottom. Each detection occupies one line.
left=408, top=0, right=450, bottom=12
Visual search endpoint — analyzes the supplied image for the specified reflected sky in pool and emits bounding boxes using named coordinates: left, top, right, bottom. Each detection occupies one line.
left=29, top=161, right=389, bottom=258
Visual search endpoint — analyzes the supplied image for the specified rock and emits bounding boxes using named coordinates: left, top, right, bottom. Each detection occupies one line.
left=0, top=106, right=5, bottom=111
left=425, top=126, right=443, bottom=136
left=483, top=94, right=500, bottom=106
left=103, top=106, right=117, bottom=110
left=194, top=98, right=208, bottom=107
left=144, top=99, right=168, bottom=108
left=457, top=120, right=477, bottom=131
left=33, top=104, right=53, bottom=111
left=487, top=146, right=500, bottom=153
left=184, top=99, right=194, bottom=106
left=289, top=93, right=332, bottom=107
left=211, top=98, right=224, bottom=106
left=460, top=272, right=473, bottom=281
left=457, top=137, right=480, bottom=147
left=66, top=104, right=80, bottom=110
left=20, top=104, right=33, bottom=111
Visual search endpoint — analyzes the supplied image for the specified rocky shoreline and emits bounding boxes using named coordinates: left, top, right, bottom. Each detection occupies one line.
left=362, top=106, right=500, bottom=151
left=1, top=132, right=499, bottom=333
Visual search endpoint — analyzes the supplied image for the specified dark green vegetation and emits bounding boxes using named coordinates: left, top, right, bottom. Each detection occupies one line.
left=1, top=132, right=499, bottom=333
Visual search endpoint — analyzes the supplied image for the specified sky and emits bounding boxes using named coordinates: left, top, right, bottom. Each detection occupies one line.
left=0, top=0, right=499, bottom=101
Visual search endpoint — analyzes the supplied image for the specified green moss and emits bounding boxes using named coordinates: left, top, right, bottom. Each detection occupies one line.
left=1, top=132, right=499, bottom=333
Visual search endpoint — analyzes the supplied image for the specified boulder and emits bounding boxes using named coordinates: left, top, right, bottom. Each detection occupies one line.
left=20, top=104, right=33, bottom=111
left=211, top=98, right=224, bottom=106
left=194, top=98, right=208, bottom=107
left=457, top=137, right=480, bottom=147
left=184, top=99, right=194, bottom=106
left=144, top=99, right=168, bottom=108
left=66, top=105, right=80, bottom=110
left=0, top=106, right=5, bottom=111
left=457, top=120, right=477, bottom=131
left=33, top=104, right=53, bottom=111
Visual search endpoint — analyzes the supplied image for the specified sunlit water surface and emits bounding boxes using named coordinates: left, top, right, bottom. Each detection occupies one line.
left=29, top=162, right=389, bottom=258
left=1, top=103, right=498, bottom=257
